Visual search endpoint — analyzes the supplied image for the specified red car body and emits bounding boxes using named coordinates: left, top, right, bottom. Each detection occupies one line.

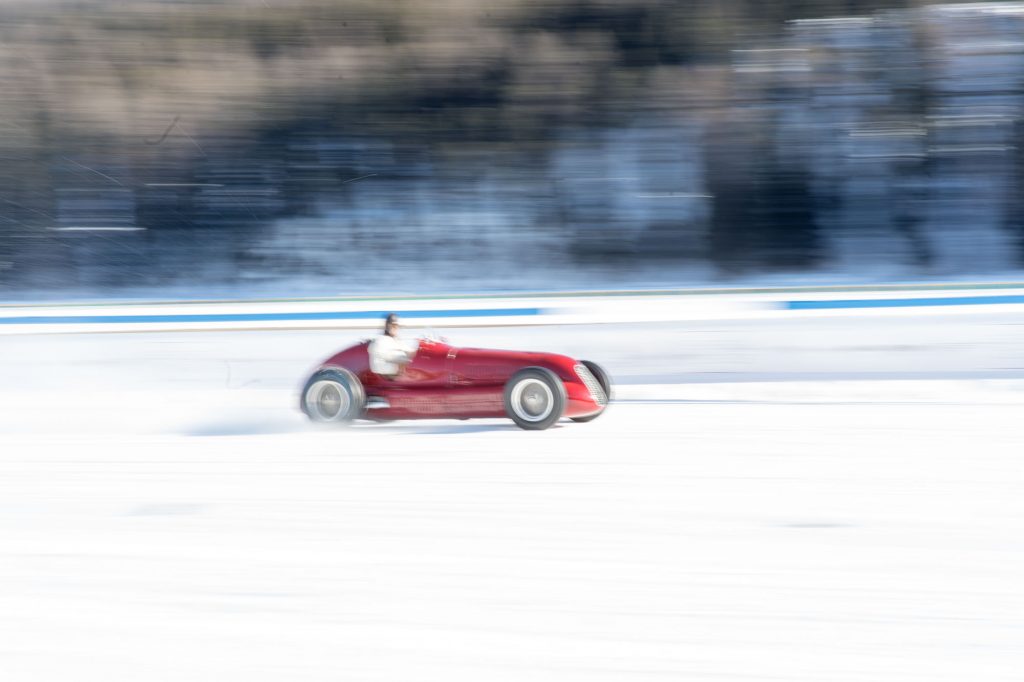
left=305, top=338, right=609, bottom=423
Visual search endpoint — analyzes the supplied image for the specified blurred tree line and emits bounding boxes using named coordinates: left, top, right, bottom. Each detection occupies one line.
left=0, top=0, right=1021, bottom=293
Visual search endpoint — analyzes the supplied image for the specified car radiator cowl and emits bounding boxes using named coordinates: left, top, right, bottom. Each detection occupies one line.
left=574, top=364, right=608, bottom=406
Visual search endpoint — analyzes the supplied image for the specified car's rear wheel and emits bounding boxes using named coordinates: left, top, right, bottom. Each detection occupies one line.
left=571, top=360, right=612, bottom=423
left=503, top=367, right=566, bottom=430
left=301, top=368, right=366, bottom=424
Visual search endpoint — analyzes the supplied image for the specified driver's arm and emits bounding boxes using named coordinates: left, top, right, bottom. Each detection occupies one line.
left=374, top=337, right=413, bottom=363
left=398, top=338, right=419, bottom=359
left=369, top=336, right=415, bottom=377
left=374, top=337, right=417, bottom=364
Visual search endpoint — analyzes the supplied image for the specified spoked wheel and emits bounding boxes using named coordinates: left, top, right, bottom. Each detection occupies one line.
left=503, top=367, right=566, bottom=430
left=571, top=360, right=612, bottom=423
left=301, top=368, right=366, bottom=424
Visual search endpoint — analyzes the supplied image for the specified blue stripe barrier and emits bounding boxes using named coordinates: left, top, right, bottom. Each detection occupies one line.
left=0, top=307, right=545, bottom=326
left=785, top=295, right=1024, bottom=310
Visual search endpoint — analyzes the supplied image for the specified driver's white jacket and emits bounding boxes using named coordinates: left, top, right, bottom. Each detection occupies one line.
left=368, top=335, right=417, bottom=376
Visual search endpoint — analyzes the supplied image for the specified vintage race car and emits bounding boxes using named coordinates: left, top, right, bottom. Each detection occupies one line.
left=300, top=337, right=611, bottom=430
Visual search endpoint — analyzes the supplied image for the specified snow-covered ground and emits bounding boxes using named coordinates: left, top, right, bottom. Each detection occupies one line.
left=2, top=314, right=1024, bottom=681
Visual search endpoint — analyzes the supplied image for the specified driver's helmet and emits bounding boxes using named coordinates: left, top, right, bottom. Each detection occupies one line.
left=384, top=313, right=399, bottom=336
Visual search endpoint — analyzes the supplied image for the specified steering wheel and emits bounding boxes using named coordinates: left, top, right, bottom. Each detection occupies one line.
left=419, top=327, right=447, bottom=343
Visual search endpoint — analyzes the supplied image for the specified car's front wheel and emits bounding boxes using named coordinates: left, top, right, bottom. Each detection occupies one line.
left=301, top=368, right=366, bottom=424
left=503, top=367, right=566, bottom=430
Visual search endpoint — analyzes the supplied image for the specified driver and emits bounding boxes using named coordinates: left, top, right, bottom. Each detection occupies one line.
left=369, top=313, right=417, bottom=378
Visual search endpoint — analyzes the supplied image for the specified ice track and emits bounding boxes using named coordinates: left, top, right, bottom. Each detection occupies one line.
left=2, top=315, right=1024, bottom=681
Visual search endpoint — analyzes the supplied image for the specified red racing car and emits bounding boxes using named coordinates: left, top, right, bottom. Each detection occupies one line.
left=300, top=337, right=611, bottom=430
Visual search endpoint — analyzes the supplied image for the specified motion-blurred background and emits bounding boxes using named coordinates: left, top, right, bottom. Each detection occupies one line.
left=1, top=0, right=1022, bottom=296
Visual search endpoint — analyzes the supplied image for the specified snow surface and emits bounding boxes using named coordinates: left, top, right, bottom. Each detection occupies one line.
left=2, top=315, right=1024, bottom=681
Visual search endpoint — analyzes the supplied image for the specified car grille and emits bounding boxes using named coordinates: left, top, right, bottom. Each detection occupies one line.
left=574, top=364, right=608, bottom=406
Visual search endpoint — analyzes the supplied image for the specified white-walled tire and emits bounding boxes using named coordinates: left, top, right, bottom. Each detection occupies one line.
left=301, top=368, right=365, bottom=424
left=503, top=367, right=566, bottom=430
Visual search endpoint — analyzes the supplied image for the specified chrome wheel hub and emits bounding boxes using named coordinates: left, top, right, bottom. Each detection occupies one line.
left=510, top=379, right=554, bottom=422
left=306, top=380, right=350, bottom=421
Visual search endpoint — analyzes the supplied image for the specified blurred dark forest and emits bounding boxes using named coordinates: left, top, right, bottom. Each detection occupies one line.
left=1, top=0, right=1023, bottom=295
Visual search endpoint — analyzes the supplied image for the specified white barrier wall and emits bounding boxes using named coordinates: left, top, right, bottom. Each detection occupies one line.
left=3, top=283, right=1024, bottom=334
